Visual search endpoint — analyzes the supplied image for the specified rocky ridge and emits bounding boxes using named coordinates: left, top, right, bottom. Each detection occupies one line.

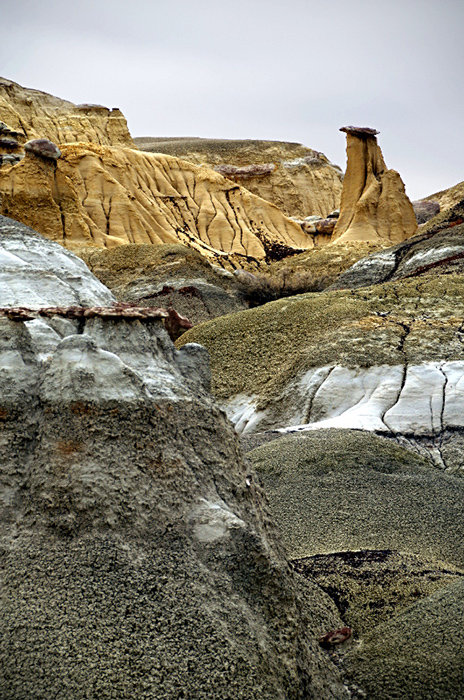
left=134, top=137, right=344, bottom=221
left=0, top=77, right=133, bottom=147
left=0, top=141, right=314, bottom=266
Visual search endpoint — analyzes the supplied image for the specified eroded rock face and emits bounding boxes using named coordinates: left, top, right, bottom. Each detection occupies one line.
left=134, top=137, right=343, bottom=222
left=331, top=127, right=417, bottom=245
left=0, top=215, right=115, bottom=307
left=0, top=77, right=133, bottom=147
left=0, top=142, right=312, bottom=265
left=80, top=244, right=249, bottom=325
left=0, top=218, right=346, bottom=699
left=178, top=269, right=464, bottom=471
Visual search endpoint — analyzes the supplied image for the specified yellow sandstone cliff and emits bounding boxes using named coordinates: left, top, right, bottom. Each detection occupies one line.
left=0, top=77, right=133, bottom=147
left=0, top=143, right=312, bottom=265
left=135, top=137, right=343, bottom=220
left=331, top=126, right=417, bottom=245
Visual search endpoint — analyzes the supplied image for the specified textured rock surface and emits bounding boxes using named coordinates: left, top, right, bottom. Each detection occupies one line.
left=246, top=430, right=464, bottom=565
left=332, top=199, right=464, bottom=289
left=0, top=220, right=347, bottom=699
left=134, top=137, right=343, bottom=221
left=331, top=128, right=417, bottom=245
left=0, top=215, right=115, bottom=307
left=246, top=429, right=464, bottom=700
left=80, top=244, right=249, bottom=324
left=425, top=179, right=464, bottom=211
left=0, top=142, right=312, bottom=265
left=0, top=77, right=133, bottom=147
left=178, top=270, right=464, bottom=470
left=343, top=578, right=464, bottom=699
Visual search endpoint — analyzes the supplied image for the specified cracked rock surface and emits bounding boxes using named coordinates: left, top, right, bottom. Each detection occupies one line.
left=178, top=269, right=464, bottom=470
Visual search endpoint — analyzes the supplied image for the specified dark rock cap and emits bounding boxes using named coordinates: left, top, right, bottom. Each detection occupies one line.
left=0, top=138, right=20, bottom=150
left=24, top=139, right=61, bottom=160
left=340, top=126, right=380, bottom=137
left=76, top=103, right=109, bottom=111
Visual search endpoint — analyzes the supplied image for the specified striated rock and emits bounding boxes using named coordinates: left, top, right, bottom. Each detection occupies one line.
left=412, top=198, right=440, bottom=224
left=24, top=138, right=61, bottom=160
left=0, top=77, right=133, bottom=147
left=293, top=548, right=463, bottom=637
left=0, top=142, right=312, bottom=265
left=331, top=126, right=417, bottom=245
left=134, top=137, right=343, bottom=221
left=0, top=216, right=347, bottom=699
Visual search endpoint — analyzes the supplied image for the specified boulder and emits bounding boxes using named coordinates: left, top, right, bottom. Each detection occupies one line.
left=0, top=217, right=347, bottom=699
left=0, top=142, right=312, bottom=265
left=24, top=138, right=61, bottom=160
left=331, top=127, right=417, bottom=246
left=134, top=137, right=343, bottom=222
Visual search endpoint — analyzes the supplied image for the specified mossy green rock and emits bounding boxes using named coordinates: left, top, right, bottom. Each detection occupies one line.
left=343, top=578, right=464, bottom=699
left=247, top=430, right=464, bottom=566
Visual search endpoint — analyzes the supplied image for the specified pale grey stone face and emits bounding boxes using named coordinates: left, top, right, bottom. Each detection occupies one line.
left=0, top=215, right=116, bottom=308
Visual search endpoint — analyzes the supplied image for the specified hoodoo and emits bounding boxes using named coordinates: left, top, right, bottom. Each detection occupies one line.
left=331, top=126, right=417, bottom=246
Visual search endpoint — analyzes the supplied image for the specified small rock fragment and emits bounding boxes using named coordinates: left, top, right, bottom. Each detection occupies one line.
left=318, top=627, right=352, bottom=647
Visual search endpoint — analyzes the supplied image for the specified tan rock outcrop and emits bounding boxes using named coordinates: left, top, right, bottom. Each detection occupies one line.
left=0, top=143, right=312, bottom=265
left=331, top=126, right=417, bottom=245
left=134, top=137, right=343, bottom=220
left=425, top=180, right=464, bottom=212
left=0, top=77, right=133, bottom=147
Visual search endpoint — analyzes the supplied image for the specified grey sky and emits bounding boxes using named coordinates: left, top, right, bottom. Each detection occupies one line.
left=2, top=0, right=463, bottom=199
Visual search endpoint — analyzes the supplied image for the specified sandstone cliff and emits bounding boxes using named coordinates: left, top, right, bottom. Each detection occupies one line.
left=0, top=77, right=133, bottom=147
left=0, top=142, right=313, bottom=266
left=331, top=126, right=417, bottom=245
left=134, top=137, right=343, bottom=220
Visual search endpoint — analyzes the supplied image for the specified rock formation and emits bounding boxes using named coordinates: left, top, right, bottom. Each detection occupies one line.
left=331, top=198, right=464, bottom=289
left=425, top=179, right=464, bottom=211
left=331, top=126, right=417, bottom=245
left=81, top=243, right=249, bottom=325
left=178, top=261, right=464, bottom=472
left=0, top=142, right=312, bottom=266
left=0, top=77, right=133, bottom=147
left=0, top=215, right=350, bottom=699
left=134, top=137, right=343, bottom=221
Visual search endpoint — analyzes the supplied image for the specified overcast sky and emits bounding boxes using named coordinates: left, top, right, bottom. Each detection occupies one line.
left=2, top=0, right=463, bottom=200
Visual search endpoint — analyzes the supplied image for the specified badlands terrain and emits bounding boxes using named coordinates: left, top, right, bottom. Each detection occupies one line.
left=0, top=76, right=463, bottom=699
